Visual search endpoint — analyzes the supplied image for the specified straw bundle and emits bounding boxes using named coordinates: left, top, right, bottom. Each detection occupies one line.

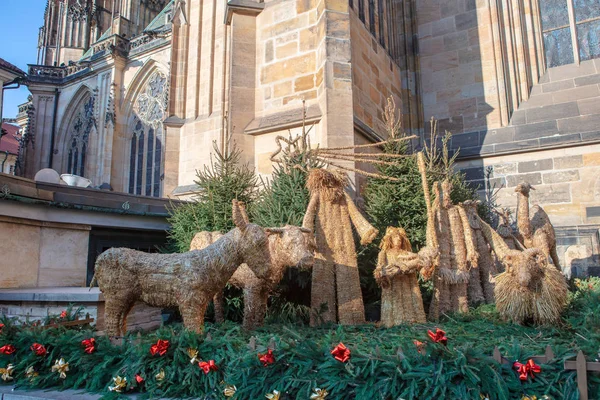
left=303, top=168, right=378, bottom=326
left=94, top=200, right=273, bottom=336
left=374, top=227, right=428, bottom=326
left=190, top=225, right=314, bottom=330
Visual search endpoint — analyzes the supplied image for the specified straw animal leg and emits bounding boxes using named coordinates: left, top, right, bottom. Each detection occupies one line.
left=213, top=291, right=225, bottom=323
left=242, top=283, right=269, bottom=330
left=105, top=296, right=134, bottom=337
left=179, top=298, right=209, bottom=333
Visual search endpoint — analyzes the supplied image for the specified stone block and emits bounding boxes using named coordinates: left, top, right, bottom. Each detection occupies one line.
left=265, top=40, right=274, bottom=63
left=443, top=31, right=469, bottom=52
left=333, top=62, right=351, bottom=79
left=283, top=89, right=317, bottom=105
left=581, top=130, right=600, bottom=141
left=437, top=117, right=464, bottom=135
left=548, top=60, right=597, bottom=82
left=461, top=166, right=485, bottom=181
left=300, top=25, right=320, bottom=52
left=276, top=42, right=298, bottom=59
left=552, top=85, right=600, bottom=104
left=326, top=10, right=350, bottom=38
left=449, top=98, right=477, bottom=116
left=260, top=53, right=316, bottom=84
left=574, top=73, right=600, bottom=87
left=518, top=158, right=553, bottom=173
left=554, top=155, right=583, bottom=169
left=529, top=183, right=571, bottom=204
left=325, top=0, right=348, bottom=12
left=583, top=152, right=600, bottom=166
left=294, top=74, right=315, bottom=91
left=455, top=10, right=478, bottom=31
left=578, top=98, right=600, bottom=115
left=457, top=46, right=481, bottom=65
left=558, top=114, right=600, bottom=134
left=432, top=16, right=456, bottom=37
left=510, top=110, right=526, bottom=125
left=480, top=127, right=514, bottom=145
left=514, top=120, right=559, bottom=140
left=274, top=81, right=292, bottom=97
left=491, top=162, right=517, bottom=176
left=525, top=102, right=579, bottom=124
left=276, top=32, right=298, bottom=45
left=506, top=172, right=542, bottom=187
left=297, top=0, right=318, bottom=14
left=518, top=94, right=555, bottom=109
left=542, top=79, right=574, bottom=93
left=539, top=133, right=581, bottom=147
left=543, top=169, right=580, bottom=184
left=451, top=131, right=479, bottom=149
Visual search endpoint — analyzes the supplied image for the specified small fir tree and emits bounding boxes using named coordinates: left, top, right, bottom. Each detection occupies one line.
left=168, top=137, right=258, bottom=252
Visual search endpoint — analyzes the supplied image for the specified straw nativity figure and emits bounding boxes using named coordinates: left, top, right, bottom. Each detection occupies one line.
left=303, top=168, right=378, bottom=325
left=374, top=227, right=437, bottom=326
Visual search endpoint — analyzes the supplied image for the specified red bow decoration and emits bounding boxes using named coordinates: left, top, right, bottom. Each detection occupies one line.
left=0, top=345, right=16, bottom=355
left=30, top=343, right=47, bottom=356
left=81, top=338, right=96, bottom=354
left=331, top=343, right=351, bottom=363
left=198, top=360, right=218, bottom=374
left=60, top=311, right=67, bottom=319
left=150, top=340, right=170, bottom=356
left=0, top=324, right=4, bottom=334
left=135, top=374, right=144, bottom=384
left=427, top=328, right=448, bottom=345
left=258, top=349, right=275, bottom=367
left=513, top=359, right=541, bottom=381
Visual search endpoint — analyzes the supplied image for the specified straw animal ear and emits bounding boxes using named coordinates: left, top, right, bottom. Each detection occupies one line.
left=232, top=200, right=248, bottom=232
left=265, top=228, right=285, bottom=236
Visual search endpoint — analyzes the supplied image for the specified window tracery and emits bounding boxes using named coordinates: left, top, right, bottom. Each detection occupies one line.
left=66, top=96, right=95, bottom=177
left=128, top=71, right=168, bottom=197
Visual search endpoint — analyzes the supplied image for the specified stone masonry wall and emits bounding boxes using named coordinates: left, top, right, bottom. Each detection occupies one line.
left=456, top=145, right=600, bottom=276
left=349, top=9, right=403, bottom=137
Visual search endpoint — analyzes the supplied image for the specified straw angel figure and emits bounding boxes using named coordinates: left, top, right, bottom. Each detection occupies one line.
left=374, top=227, right=436, bottom=326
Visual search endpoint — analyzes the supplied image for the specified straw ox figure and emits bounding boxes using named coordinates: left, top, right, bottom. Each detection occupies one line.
left=94, top=200, right=273, bottom=336
left=190, top=224, right=315, bottom=330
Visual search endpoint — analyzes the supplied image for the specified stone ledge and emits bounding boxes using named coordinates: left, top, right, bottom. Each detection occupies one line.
left=245, top=104, right=322, bottom=136
left=0, top=288, right=104, bottom=303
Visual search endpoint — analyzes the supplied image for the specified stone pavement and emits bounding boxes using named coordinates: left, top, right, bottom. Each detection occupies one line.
left=0, top=386, right=102, bottom=400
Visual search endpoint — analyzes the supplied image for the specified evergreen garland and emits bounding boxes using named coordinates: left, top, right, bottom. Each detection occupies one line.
left=1, top=278, right=599, bottom=399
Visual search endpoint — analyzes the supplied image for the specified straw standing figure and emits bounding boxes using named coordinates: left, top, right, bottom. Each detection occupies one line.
left=302, top=168, right=378, bottom=325
left=374, top=227, right=437, bottom=326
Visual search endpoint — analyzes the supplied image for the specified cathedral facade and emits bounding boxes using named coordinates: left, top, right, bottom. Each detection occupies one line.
left=14, top=0, right=600, bottom=274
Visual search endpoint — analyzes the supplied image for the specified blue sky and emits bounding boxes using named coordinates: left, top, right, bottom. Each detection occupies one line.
left=1, top=1, right=45, bottom=119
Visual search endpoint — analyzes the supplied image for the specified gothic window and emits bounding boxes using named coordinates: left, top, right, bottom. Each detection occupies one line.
left=540, top=0, right=600, bottom=67
left=358, top=0, right=365, bottom=23
left=377, top=0, right=385, bottom=48
left=368, top=0, right=376, bottom=36
left=66, top=96, right=95, bottom=177
left=128, top=71, right=168, bottom=198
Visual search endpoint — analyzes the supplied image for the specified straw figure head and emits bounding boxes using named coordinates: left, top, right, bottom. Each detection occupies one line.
left=231, top=200, right=271, bottom=281
left=494, top=208, right=514, bottom=238
left=265, top=225, right=315, bottom=271
left=306, top=168, right=349, bottom=201
left=514, top=182, right=535, bottom=197
left=380, top=227, right=413, bottom=253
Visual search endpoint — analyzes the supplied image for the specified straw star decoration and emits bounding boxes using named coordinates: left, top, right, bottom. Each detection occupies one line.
left=310, top=388, right=329, bottom=399
left=187, top=348, right=199, bottom=364
left=51, top=358, right=69, bottom=379
left=26, top=366, right=38, bottom=381
left=265, top=390, right=281, bottom=400
left=0, top=364, right=14, bottom=382
left=223, top=384, right=237, bottom=397
left=108, top=376, right=127, bottom=392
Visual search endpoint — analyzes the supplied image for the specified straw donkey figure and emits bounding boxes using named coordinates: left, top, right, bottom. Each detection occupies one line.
left=374, top=227, right=437, bottom=326
left=477, top=213, right=567, bottom=325
left=190, top=225, right=314, bottom=330
left=514, top=183, right=561, bottom=272
left=94, top=200, right=273, bottom=336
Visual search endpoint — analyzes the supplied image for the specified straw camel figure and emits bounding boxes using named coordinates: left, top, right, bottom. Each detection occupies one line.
left=94, top=200, right=272, bottom=336
left=190, top=225, right=314, bottom=330
left=462, top=200, right=497, bottom=305
left=374, top=227, right=436, bottom=326
left=428, top=180, right=471, bottom=320
left=477, top=213, right=567, bottom=325
left=514, top=183, right=561, bottom=272
left=303, top=168, right=378, bottom=326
